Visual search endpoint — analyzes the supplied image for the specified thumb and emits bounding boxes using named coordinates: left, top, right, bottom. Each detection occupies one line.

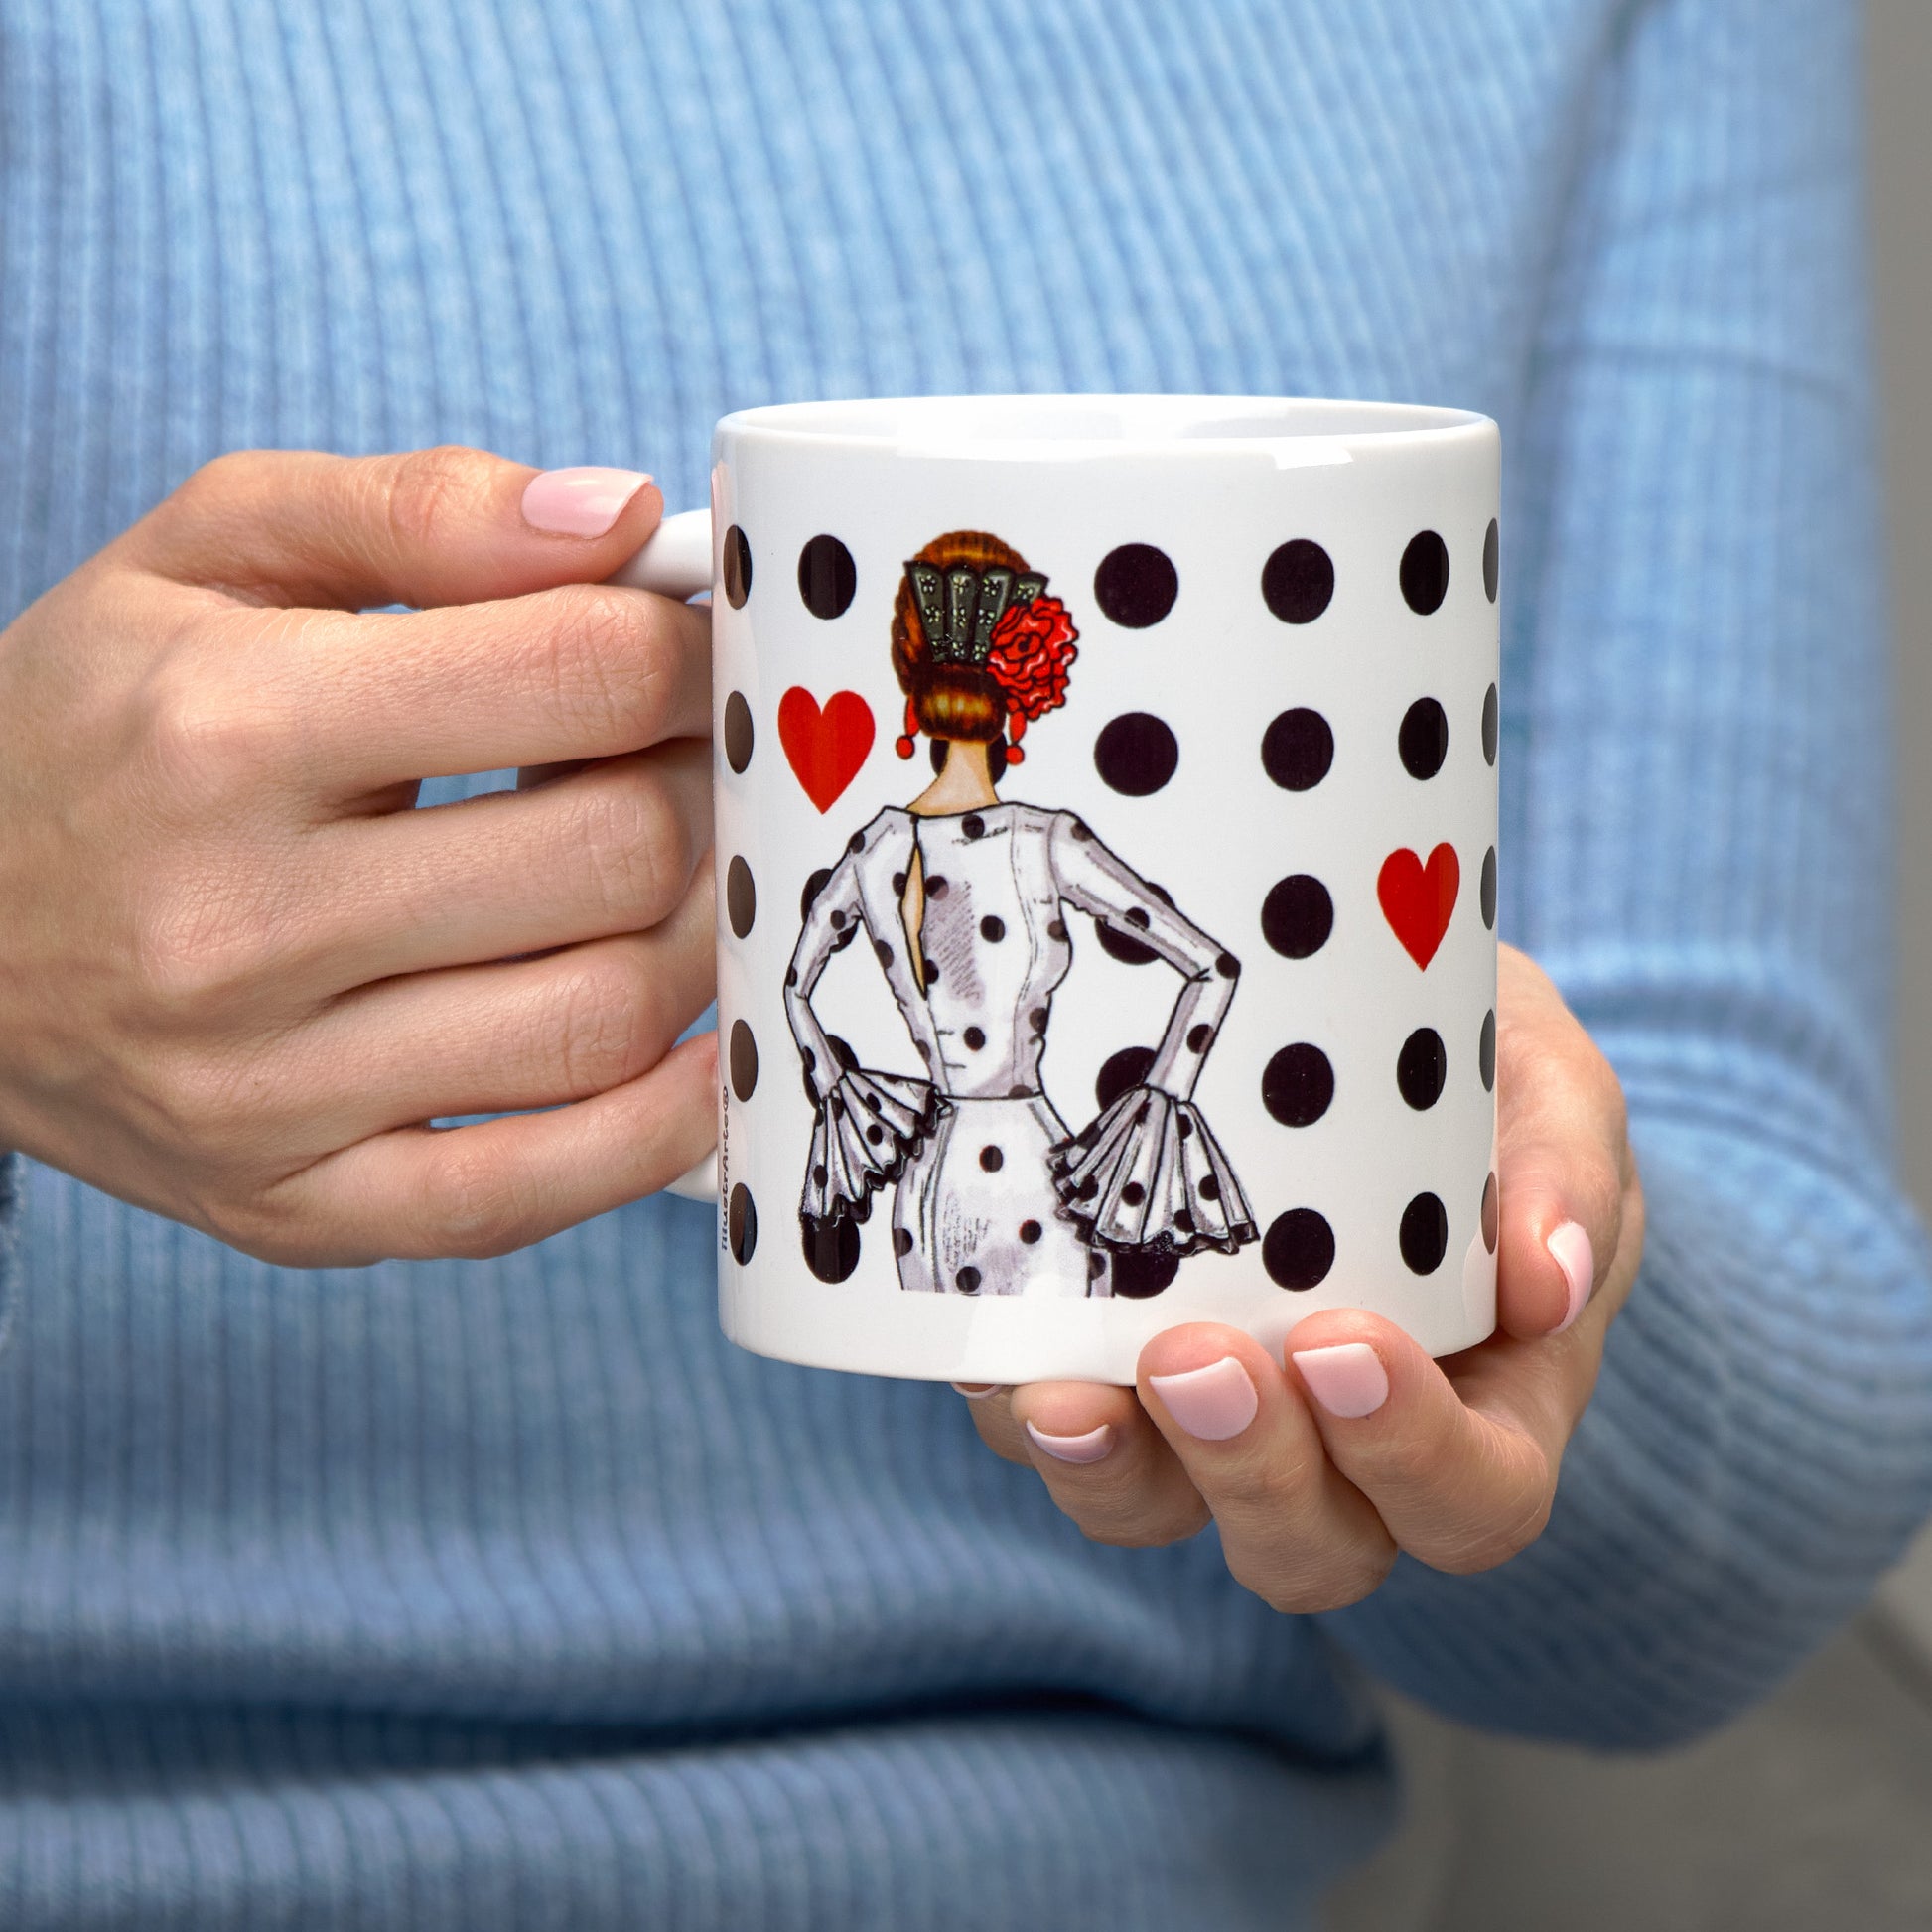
left=129, top=445, right=664, bottom=612
left=1493, top=944, right=1631, bottom=1340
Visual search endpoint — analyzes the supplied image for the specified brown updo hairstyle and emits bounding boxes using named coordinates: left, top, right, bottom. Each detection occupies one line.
left=892, top=530, right=1030, bottom=744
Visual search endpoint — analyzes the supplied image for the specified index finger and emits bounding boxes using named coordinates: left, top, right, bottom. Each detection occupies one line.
left=242, top=582, right=712, bottom=791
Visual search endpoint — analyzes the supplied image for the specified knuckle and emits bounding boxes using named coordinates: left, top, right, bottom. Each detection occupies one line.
left=577, top=774, right=689, bottom=920
left=547, top=956, right=661, bottom=1095
left=130, top=873, right=287, bottom=1023
left=135, top=651, right=284, bottom=804
left=1077, top=1496, right=1210, bottom=1550
left=421, top=1141, right=545, bottom=1259
left=1235, top=1541, right=1395, bottom=1615
left=375, top=445, right=488, bottom=556
left=166, top=449, right=272, bottom=528
left=538, top=585, right=669, bottom=744
left=1433, top=1488, right=1554, bottom=1576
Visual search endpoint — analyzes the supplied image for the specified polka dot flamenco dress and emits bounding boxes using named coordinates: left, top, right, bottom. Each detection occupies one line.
left=784, top=801, right=1258, bottom=1296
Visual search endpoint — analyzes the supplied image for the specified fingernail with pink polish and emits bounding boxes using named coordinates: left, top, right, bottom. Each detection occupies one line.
left=1292, top=1343, right=1390, bottom=1420
left=951, top=1382, right=1000, bottom=1400
left=1148, top=1356, right=1258, bottom=1441
left=1548, top=1221, right=1594, bottom=1333
left=521, top=466, right=652, bottom=538
left=1025, top=1420, right=1113, bottom=1465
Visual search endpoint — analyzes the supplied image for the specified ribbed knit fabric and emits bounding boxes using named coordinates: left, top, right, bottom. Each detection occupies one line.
left=1, top=1, right=1928, bottom=1926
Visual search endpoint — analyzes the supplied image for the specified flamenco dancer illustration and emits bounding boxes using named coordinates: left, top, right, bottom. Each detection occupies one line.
left=783, top=531, right=1258, bottom=1298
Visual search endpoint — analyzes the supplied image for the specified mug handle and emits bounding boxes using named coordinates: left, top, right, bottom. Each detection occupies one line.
left=612, top=508, right=718, bottom=1204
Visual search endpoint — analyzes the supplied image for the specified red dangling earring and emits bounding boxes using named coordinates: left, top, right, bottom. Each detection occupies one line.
left=1004, top=709, right=1026, bottom=765
left=895, top=698, right=917, bottom=759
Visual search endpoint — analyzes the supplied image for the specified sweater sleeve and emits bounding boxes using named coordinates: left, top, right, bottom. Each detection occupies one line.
left=1319, top=0, right=1932, bottom=1749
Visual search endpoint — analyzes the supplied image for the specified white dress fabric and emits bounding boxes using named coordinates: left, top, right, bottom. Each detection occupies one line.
left=784, top=801, right=1257, bottom=1298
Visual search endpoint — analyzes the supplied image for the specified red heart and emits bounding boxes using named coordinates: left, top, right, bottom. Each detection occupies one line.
left=777, top=687, right=875, bottom=813
left=1378, top=844, right=1460, bottom=969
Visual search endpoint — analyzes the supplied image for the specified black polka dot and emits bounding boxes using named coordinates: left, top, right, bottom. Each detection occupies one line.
left=1481, top=1172, right=1498, bottom=1254
left=848, top=829, right=866, bottom=853
left=926, top=875, right=949, bottom=899
left=865, top=1123, right=884, bottom=1145
left=1076, top=1175, right=1099, bottom=1201
left=800, top=867, right=832, bottom=919
left=1399, top=697, right=1449, bottom=780
left=1479, top=1009, right=1496, bottom=1091
left=1087, top=1251, right=1108, bottom=1281
left=785, top=966, right=796, bottom=987
left=874, top=940, right=893, bottom=969
left=1094, top=543, right=1178, bottom=627
left=812, top=1162, right=827, bottom=1184
left=1125, top=906, right=1150, bottom=929
left=1096, top=1045, right=1157, bottom=1111
left=963, top=1026, right=985, bottom=1051
left=1198, top=1173, right=1221, bottom=1201
left=1400, top=1192, right=1449, bottom=1274
left=1483, top=518, right=1500, bottom=604
left=891, top=872, right=906, bottom=896
left=1186, top=1023, right=1212, bottom=1053
left=1020, top=1220, right=1042, bottom=1244
left=724, top=691, right=755, bottom=773
left=1261, top=707, right=1334, bottom=791
left=980, top=1145, right=1003, bottom=1173
left=1097, top=883, right=1174, bottom=965
left=829, top=1035, right=858, bottom=1071
left=1174, top=1208, right=1194, bottom=1234
left=1396, top=1028, right=1446, bottom=1110
left=723, top=524, right=753, bottom=609
left=1029, top=1007, right=1048, bottom=1034
left=1261, top=538, right=1335, bottom=624
left=1113, top=1248, right=1178, bottom=1298
left=980, top=915, right=1005, bottom=942
left=1008, top=1084, right=1031, bottom=1099
left=1401, top=530, right=1449, bottom=615
left=956, top=1265, right=982, bottom=1294
left=797, top=533, right=856, bottom=620
left=922, top=957, right=939, bottom=984
left=1094, top=712, right=1178, bottom=796
left=1047, top=919, right=1068, bottom=943
left=1264, top=1209, right=1334, bottom=1290
left=727, top=856, right=756, bottom=938
left=828, top=910, right=845, bottom=932
left=1069, top=820, right=1094, bottom=841
left=1121, top=1180, right=1145, bottom=1206
left=1482, top=683, right=1499, bottom=765
left=729, top=1019, right=759, bottom=1102
left=895, top=1226, right=913, bottom=1258
left=803, top=1217, right=862, bottom=1283
left=1262, top=875, right=1334, bottom=959
left=728, top=1183, right=757, bottom=1264
left=1216, top=951, right=1240, bottom=979
left=961, top=812, right=985, bottom=839
left=1262, top=1043, right=1333, bottom=1127
left=1480, top=846, right=1497, bottom=929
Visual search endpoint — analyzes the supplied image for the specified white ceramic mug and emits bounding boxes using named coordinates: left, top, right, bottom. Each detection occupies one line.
left=622, top=395, right=1499, bottom=1385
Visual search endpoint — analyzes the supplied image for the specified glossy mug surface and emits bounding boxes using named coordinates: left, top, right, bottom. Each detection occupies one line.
left=633, top=395, right=1499, bottom=1386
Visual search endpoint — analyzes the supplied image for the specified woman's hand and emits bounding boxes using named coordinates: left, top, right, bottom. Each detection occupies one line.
left=0, top=447, right=718, bottom=1265
left=958, top=944, right=1643, bottom=1608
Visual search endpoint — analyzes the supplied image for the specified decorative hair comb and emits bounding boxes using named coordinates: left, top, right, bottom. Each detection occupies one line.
left=905, top=561, right=1048, bottom=666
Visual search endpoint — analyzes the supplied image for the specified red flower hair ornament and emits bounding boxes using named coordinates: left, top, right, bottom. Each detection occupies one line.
left=984, top=594, right=1078, bottom=762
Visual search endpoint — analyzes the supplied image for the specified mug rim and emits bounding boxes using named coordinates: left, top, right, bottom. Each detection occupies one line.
left=716, top=392, right=1493, bottom=459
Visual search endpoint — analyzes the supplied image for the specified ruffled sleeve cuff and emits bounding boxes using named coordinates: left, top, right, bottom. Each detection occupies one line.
left=1050, top=1086, right=1257, bottom=1257
left=801, top=1070, right=945, bottom=1230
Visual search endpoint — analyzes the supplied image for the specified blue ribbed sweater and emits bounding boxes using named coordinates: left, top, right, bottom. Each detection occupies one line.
left=2, top=2, right=1930, bottom=1926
